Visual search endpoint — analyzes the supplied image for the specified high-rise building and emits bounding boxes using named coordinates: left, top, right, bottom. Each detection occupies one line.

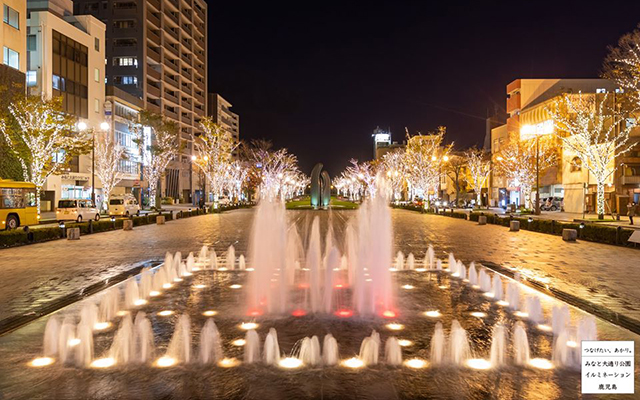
left=372, top=126, right=403, bottom=160
left=208, top=93, right=239, bottom=157
left=73, top=0, right=208, bottom=203
left=26, top=0, right=106, bottom=210
left=1, top=0, right=26, bottom=75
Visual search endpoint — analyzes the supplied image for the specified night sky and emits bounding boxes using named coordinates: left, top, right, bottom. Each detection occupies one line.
left=205, top=1, right=640, bottom=177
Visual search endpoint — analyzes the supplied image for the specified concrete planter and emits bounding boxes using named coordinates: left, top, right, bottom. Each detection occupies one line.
left=156, top=215, right=165, bottom=225
left=478, top=215, right=487, bottom=225
left=123, top=220, right=133, bottom=231
left=510, top=220, right=520, bottom=232
left=66, top=227, right=80, bottom=240
left=562, top=229, right=577, bottom=242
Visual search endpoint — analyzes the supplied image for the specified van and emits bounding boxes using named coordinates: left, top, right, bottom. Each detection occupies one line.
left=109, top=196, right=140, bottom=217
left=57, top=199, right=100, bottom=222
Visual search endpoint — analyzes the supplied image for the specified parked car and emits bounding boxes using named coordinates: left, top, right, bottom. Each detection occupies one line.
left=57, top=199, right=100, bottom=222
left=109, top=196, right=140, bottom=217
left=218, top=196, right=231, bottom=206
left=541, top=197, right=564, bottom=211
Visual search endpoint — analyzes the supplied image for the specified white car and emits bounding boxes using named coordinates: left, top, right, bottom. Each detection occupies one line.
left=57, top=199, right=100, bottom=222
left=108, top=196, right=140, bottom=217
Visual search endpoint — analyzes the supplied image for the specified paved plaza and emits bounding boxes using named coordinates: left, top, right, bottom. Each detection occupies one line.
left=1, top=208, right=639, bottom=329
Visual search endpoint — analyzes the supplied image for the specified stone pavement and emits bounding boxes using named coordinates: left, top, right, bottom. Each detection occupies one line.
left=1, top=207, right=640, bottom=332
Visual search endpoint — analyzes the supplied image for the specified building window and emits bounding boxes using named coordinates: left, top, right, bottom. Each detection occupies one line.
left=27, top=35, right=37, bottom=51
left=113, top=38, right=137, bottom=47
left=596, top=88, right=607, bottom=94
left=113, top=57, right=137, bottom=66
left=3, top=46, right=19, bottom=70
left=570, top=157, right=582, bottom=172
left=26, top=71, right=36, bottom=87
left=94, top=37, right=99, bottom=51
left=113, top=2, right=137, bottom=10
left=113, top=20, right=135, bottom=29
left=94, top=99, right=100, bottom=113
left=51, top=30, right=89, bottom=118
left=94, top=68, right=100, bottom=82
left=114, top=76, right=138, bottom=85
left=3, top=5, right=19, bottom=30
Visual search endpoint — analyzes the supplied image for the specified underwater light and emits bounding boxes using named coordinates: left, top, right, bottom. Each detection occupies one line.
left=291, top=309, right=306, bottom=317
left=193, top=284, right=206, bottom=289
left=386, top=323, right=404, bottom=331
left=470, top=312, right=487, bottom=318
left=218, top=358, right=240, bottom=368
left=401, top=285, right=415, bottom=290
left=424, top=310, right=441, bottom=318
left=438, top=285, right=447, bottom=289
left=67, top=338, right=81, bottom=347
left=483, top=292, right=494, bottom=298
left=203, top=310, right=217, bottom=317
left=93, top=322, right=111, bottom=331
left=91, top=358, right=115, bottom=368
left=398, top=339, right=413, bottom=347
left=30, top=357, right=54, bottom=367
left=496, top=300, right=509, bottom=306
left=514, top=311, right=529, bottom=318
left=149, top=291, right=161, bottom=297
left=466, top=359, right=491, bottom=370
left=240, top=322, right=258, bottom=330
left=134, top=299, right=148, bottom=306
left=155, top=357, right=176, bottom=368
left=529, top=358, right=554, bottom=369
left=404, top=358, right=427, bottom=369
left=158, top=310, right=174, bottom=316
left=229, top=284, right=242, bottom=289
left=341, top=357, right=364, bottom=368
left=537, top=324, right=552, bottom=332
left=232, top=339, right=246, bottom=346
left=415, top=268, right=427, bottom=272
left=382, top=310, right=396, bottom=318
left=567, top=341, right=578, bottom=348
left=279, top=357, right=303, bottom=369
left=162, top=283, right=173, bottom=289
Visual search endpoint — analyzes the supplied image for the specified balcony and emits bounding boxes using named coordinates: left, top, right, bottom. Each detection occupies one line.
left=147, top=46, right=161, bottom=63
left=181, top=113, right=192, bottom=124
left=167, top=0, right=179, bottom=11
left=194, top=92, right=204, bottom=104
left=621, top=175, right=640, bottom=185
left=194, top=5, right=205, bottom=22
left=164, top=58, right=180, bottom=73
left=147, top=82, right=161, bottom=97
left=164, top=90, right=179, bottom=104
left=147, top=11, right=161, bottom=28
left=165, top=43, right=179, bottom=57
left=164, top=107, right=179, bottom=121
left=193, top=106, right=204, bottom=117
left=181, top=68, right=192, bottom=81
left=165, top=11, right=179, bottom=26
left=146, top=100, right=161, bottom=114
left=148, top=0, right=161, bottom=11
left=165, top=27, right=179, bottom=42
left=147, top=65, right=161, bottom=80
left=147, top=28, right=161, bottom=45
left=164, top=74, right=179, bottom=89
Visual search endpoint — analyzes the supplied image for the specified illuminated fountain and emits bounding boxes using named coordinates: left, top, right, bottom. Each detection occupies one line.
left=200, top=318, right=223, bottom=364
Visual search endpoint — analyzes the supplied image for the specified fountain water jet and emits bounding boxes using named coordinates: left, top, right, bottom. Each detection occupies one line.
left=513, top=321, right=530, bottom=366
left=58, top=316, right=76, bottom=365
left=43, top=316, right=60, bottom=358
left=385, top=337, right=402, bottom=366
left=244, top=329, right=261, bottom=363
left=359, top=330, right=380, bottom=366
left=165, top=315, right=191, bottom=364
left=298, top=336, right=322, bottom=366
left=468, top=262, right=478, bottom=286
left=226, top=245, right=235, bottom=270
left=525, top=296, right=543, bottom=323
left=448, top=320, right=470, bottom=365
left=396, top=251, right=405, bottom=270
left=133, top=312, right=154, bottom=363
left=479, top=269, right=491, bottom=292
left=426, top=245, right=435, bottom=269
left=263, top=328, right=281, bottom=365
left=489, top=324, right=507, bottom=367
left=430, top=322, right=446, bottom=365
left=406, top=253, right=415, bottom=270
left=322, top=334, right=339, bottom=366
left=492, top=274, right=504, bottom=300
left=109, top=315, right=133, bottom=364
left=506, top=282, right=520, bottom=310
left=552, top=305, right=570, bottom=336
left=200, top=318, right=223, bottom=364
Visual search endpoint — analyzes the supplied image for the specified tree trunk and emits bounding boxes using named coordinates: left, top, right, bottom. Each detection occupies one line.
left=148, top=180, right=157, bottom=208
left=596, top=181, right=605, bottom=220
left=36, top=186, right=42, bottom=216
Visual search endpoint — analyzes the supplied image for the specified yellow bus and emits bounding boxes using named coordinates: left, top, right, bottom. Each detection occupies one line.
left=0, top=180, right=39, bottom=230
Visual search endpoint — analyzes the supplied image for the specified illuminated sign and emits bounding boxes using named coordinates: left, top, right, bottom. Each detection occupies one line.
left=374, top=133, right=391, bottom=144
left=520, top=120, right=553, bottom=139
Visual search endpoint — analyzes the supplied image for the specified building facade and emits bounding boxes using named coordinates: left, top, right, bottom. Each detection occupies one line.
left=490, top=78, right=640, bottom=214
left=208, top=93, right=239, bottom=157
left=2, top=0, right=26, bottom=74
left=26, top=0, right=106, bottom=211
left=73, top=0, right=208, bottom=203
left=372, top=126, right=404, bottom=160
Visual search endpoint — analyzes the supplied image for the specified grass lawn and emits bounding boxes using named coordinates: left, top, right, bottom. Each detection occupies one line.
left=285, top=196, right=358, bottom=210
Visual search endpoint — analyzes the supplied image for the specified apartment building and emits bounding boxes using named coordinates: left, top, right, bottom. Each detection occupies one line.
left=26, top=0, right=106, bottom=210
left=1, top=0, right=26, bottom=75
left=208, top=93, right=239, bottom=158
left=74, top=0, right=208, bottom=203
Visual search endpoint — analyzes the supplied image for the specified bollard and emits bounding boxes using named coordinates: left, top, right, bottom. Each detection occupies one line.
left=156, top=215, right=165, bottom=225
left=478, top=215, right=487, bottom=225
left=123, top=220, right=133, bottom=231
left=67, top=227, right=80, bottom=240
left=88, top=219, right=94, bottom=234
left=510, top=220, right=520, bottom=232
left=562, top=229, right=577, bottom=242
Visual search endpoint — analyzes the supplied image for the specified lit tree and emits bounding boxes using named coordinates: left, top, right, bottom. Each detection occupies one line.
left=465, top=147, right=491, bottom=207
left=603, top=25, right=640, bottom=107
left=404, top=126, right=451, bottom=205
left=226, top=160, right=249, bottom=201
left=246, top=140, right=301, bottom=199
left=192, top=118, right=237, bottom=202
left=547, top=92, right=635, bottom=219
left=0, top=96, right=90, bottom=213
left=380, top=150, right=406, bottom=200
left=94, top=130, right=127, bottom=210
left=444, top=153, right=468, bottom=206
left=130, top=110, right=181, bottom=209
left=346, top=159, right=377, bottom=198
left=494, top=132, right=557, bottom=209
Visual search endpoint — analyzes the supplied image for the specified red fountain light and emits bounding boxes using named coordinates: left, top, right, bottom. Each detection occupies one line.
left=335, top=309, right=353, bottom=318
left=247, top=309, right=263, bottom=317
left=298, top=283, right=309, bottom=289
left=291, top=309, right=306, bottom=317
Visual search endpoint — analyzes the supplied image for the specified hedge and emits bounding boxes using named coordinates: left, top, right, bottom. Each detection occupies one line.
left=469, top=212, right=635, bottom=247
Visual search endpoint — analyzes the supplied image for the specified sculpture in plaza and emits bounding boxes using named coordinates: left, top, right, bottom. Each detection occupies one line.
left=310, top=163, right=331, bottom=208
